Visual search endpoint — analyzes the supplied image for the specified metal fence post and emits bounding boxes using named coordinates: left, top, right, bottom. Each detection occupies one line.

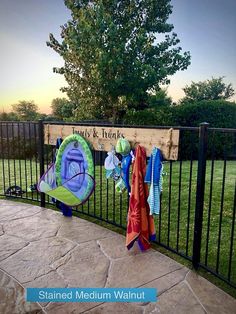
left=192, top=122, right=209, bottom=269
left=38, top=119, right=45, bottom=207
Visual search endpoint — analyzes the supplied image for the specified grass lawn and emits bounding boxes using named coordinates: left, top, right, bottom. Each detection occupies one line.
left=0, top=158, right=235, bottom=289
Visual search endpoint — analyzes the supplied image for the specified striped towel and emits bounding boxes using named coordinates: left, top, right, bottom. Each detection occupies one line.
left=145, top=148, right=163, bottom=215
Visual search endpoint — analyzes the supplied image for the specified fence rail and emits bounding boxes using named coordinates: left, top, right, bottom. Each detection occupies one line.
left=0, top=120, right=235, bottom=290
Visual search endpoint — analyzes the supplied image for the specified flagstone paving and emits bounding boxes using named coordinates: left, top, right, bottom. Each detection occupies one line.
left=0, top=200, right=235, bottom=314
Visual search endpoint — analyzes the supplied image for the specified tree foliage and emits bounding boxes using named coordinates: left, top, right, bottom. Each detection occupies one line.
left=11, top=101, right=39, bottom=121
left=0, top=111, right=19, bottom=121
left=51, top=97, right=76, bottom=120
left=47, top=0, right=190, bottom=122
left=174, top=100, right=236, bottom=127
left=181, top=77, right=235, bottom=103
left=148, top=88, right=172, bottom=107
left=124, top=100, right=236, bottom=128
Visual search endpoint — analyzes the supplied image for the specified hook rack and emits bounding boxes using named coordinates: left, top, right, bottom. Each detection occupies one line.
left=44, top=124, right=179, bottom=160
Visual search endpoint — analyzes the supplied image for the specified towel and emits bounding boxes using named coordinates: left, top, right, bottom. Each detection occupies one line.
left=145, top=147, right=163, bottom=215
left=126, top=145, right=156, bottom=251
left=145, top=147, right=162, bottom=184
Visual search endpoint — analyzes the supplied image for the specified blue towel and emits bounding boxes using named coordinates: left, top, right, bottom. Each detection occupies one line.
left=145, top=148, right=163, bottom=215
left=145, top=147, right=162, bottom=185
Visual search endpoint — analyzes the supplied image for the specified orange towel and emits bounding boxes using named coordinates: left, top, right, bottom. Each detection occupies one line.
left=126, top=145, right=156, bottom=251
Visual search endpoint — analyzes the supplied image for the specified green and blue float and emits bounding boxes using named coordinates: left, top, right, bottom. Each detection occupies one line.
left=38, top=134, right=95, bottom=206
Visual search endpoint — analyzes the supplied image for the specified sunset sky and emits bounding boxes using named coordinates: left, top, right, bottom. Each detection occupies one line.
left=0, top=0, right=235, bottom=114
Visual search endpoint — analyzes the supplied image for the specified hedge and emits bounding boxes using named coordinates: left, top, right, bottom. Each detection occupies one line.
left=123, top=100, right=236, bottom=159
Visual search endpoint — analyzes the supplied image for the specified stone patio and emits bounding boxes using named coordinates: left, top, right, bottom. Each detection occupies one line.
left=0, top=199, right=235, bottom=314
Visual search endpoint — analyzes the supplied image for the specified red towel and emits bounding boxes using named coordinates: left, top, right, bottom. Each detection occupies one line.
left=126, top=145, right=156, bottom=251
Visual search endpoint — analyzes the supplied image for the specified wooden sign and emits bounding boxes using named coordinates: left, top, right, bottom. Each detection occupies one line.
left=44, top=124, right=179, bottom=160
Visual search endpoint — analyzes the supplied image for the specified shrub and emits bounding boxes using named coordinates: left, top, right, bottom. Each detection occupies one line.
left=123, top=100, right=236, bottom=159
left=174, top=101, right=236, bottom=159
left=123, top=107, right=175, bottom=126
left=174, top=100, right=236, bottom=128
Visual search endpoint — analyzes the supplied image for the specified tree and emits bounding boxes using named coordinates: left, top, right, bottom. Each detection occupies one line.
left=11, top=101, right=39, bottom=121
left=148, top=88, right=172, bottom=107
left=51, top=97, right=76, bottom=120
left=47, top=0, right=191, bottom=122
left=181, top=77, right=235, bottom=103
left=0, top=111, right=20, bottom=121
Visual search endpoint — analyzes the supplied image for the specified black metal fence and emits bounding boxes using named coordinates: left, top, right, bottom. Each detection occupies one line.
left=0, top=120, right=235, bottom=290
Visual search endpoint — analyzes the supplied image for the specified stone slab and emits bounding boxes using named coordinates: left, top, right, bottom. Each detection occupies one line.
left=97, top=234, right=143, bottom=259
left=23, top=270, right=67, bottom=289
left=58, top=219, right=117, bottom=244
left=0, top=237, right=76, bottom=284
left=52, top=241, right=110, bottom=287
left=186, top=271, right=236, bottom=314
left=0, top=204, right=29, bottom=221
left=88, top=302, right=143, bottom=314
left=0, top=234, right=28, bottom=262
left=0, top=269, right=42, bottom=314
left=144, top=281, right=205, bottom=314
left=3, top=215, right=61, bottom=242
left=0, top=202, right=42, bottom=222
left=106, top=250, right=182, bottom=288
left=35, top=208, right=91, bottom=225
left=6, top=205, right=43, bottom=220
left=141, top=267, right=189, bottom=296
left=0, top=200, right=29, bottom=207
left=45, top=301, right=103, bottom=314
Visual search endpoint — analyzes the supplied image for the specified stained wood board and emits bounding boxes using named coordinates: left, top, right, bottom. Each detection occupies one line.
left=44, top=124, right=179, bottom=160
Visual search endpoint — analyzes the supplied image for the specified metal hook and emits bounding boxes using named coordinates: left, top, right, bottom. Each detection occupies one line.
left=110, top=143, right=115, bottom=151
left=97, top=140, right=104, bottom=151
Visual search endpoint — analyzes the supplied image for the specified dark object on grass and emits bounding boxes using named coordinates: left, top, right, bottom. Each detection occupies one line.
left=28, top=184, right=38, bottom=192
left=5, top=185, right=25, bottom=196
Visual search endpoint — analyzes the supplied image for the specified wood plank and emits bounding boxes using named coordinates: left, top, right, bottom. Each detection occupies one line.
left=44, top=124, right=179, bottom=160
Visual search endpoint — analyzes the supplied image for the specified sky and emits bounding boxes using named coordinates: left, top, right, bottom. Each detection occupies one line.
left=0, top=0, right=235, bottom=114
